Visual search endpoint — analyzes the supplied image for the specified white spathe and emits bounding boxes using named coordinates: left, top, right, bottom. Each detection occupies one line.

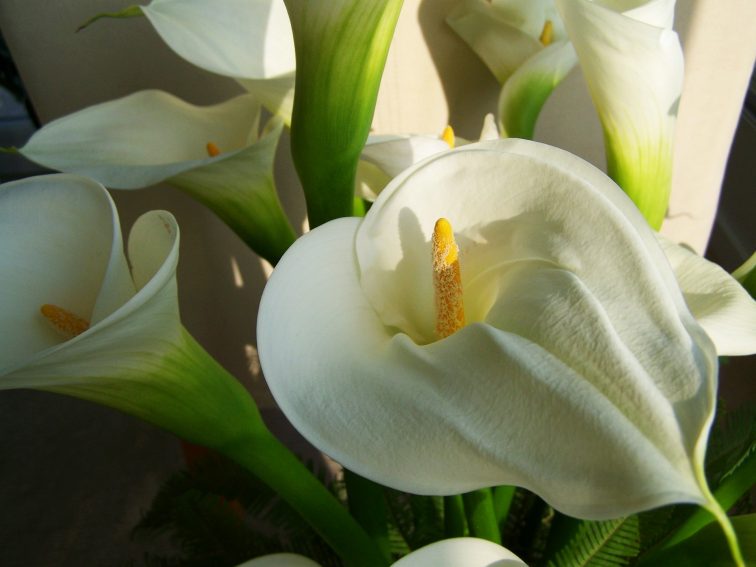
left=140, top=0, right=296, bottom=119
left=657, top=236, right=756, bottom=356
left=258, top=139, right=756, bottom=520
left=447, top=0, right=568, bottom=84
left=358, top=116, right=499, bottom=200
left=17, top=90, right=295, bottom=264
left=19, top=91, right=263, bottom=189
left=0, top=174, right=261, bottom=450
left=555, top=0, right=683, bottom=228
left=236, top=538, right=527, bottom=566
left=447, top=0, right=578, bottom=138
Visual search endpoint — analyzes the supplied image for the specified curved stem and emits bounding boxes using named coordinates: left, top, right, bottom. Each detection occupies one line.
left=444, top=494, right=467, bottom=538
left=463, top=488, right=501, bottom=544
left=704, top=500, right=744, bottom=567
left=344, top=468, right=392, bottom=563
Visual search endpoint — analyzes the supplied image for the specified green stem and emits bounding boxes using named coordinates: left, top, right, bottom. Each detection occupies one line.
left=444, top=494, right=467, bottom=538
left=463, top=489, right=501, bottom=544
left=344, top=468, right=392, bottom=563
left=492, top=485, right=516, bottom=530
left=225, top=434, right=388, bottom=567
left=704, top=501, right=745, bottom=567
left=662, top=449, right=754, bottom=554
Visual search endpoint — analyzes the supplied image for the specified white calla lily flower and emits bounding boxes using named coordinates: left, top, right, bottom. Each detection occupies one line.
left=447, top=0, right=577, bottom=138
left=0, top=174, right=264, bottom=450
left=555, top=0, right=683, bottom=229
left=358, top=117, right=499, bottom=201
left=138, top=0, right=296, bottom=121
left=392, top=537, right=527, bottom=566
left=18, top=90, right=294, bottom=263
left=258, top=139, right=753, bottom=525
left=447, top=0, right=568, bottom=83
left=236, top=538, right=527, bottom=566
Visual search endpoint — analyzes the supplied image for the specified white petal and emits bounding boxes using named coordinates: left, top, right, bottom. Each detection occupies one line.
left=447, top=0, right=542, bottom=83
left=657, top=236, right=756, bottom=356
left=0, top=175, right=134, bottom=373
left=236, top=553, right=321, bottom=567
left=238, top=72, right=296, bottom=124
left=362, top=135, right=451, bottom=179
left=20, top=91, right=261, bottom=188
left=1, top=207, right=181, bottom=390
left=141, top=0, right=295, bottom=80
left=555, top=0, right=683, bottom=227
left=392, top=537, right=526, bottom=567
left=356, top=139, right=687, bottom=343
left=555, top=0, right=682, bottom=126
left=478, top=114, right=500, bottom=141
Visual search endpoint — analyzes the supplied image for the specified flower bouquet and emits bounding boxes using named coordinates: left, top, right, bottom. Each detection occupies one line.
left=1, top=0, right=754, bottom=565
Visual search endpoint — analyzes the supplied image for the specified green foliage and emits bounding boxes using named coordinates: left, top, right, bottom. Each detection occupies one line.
left=639, top=514, right=756, bottom=566
left=546, top=516, right=641, bottom=567
left=383, top=489, right=445, bottom=553
left=706, top=403, right=756, bottom=490
left=132, top=451, right=341, bottom=566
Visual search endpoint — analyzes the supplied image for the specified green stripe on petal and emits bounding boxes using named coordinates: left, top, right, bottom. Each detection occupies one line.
left=498, top=41, right=577, bottom=139
left=285, top=0, right=404, bottom=226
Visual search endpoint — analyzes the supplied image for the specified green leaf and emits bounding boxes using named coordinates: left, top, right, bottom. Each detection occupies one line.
left=640, top=514, right=756, bottom=566
left=284, top=0, right=404, bottom=226
left=706, top=403, right=756, bottom=488
left=546, top=516, right=641, bottom=567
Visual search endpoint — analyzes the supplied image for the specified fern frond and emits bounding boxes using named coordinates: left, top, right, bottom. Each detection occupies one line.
left=546, top=516, right=640, bottom=567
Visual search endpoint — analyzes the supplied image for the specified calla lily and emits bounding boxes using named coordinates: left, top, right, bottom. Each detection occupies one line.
left=555, top=0, right=683, bottom=230
left=447, top=0, right=577, bottom=139
left=358, top=116, right=499, bottom=200
left=657, top=237, right=756, bottom=356
left=0, top=173, right=388, bottom=567
left=258, top=138, right=755, bottom=547
left=17, top=90, right=295, bottom=264
left=285, top=0, right=404, bottom=226
left=0, top=173, right=263, bottom=452
left=82, top=0, right=296, bottom=121
left=237, top=538, right=527, bottom=566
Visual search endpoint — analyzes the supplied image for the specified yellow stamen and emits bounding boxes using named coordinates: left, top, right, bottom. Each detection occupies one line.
left=441, top=125, right=455, bottom=149
left=40, top=304, right=90, bottom=339
left=206, top=142, right=221, bottom=157
left=539, top=20, right=554, bottom=46
left=432, top=218, right=465, bottom=338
